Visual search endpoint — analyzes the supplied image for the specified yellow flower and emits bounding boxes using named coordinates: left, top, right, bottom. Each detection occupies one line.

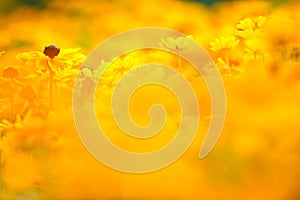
left=234, top=16, right=267, bottom=39
left=0, top=51, right=4, bottom=56
left=209, top=36, right=239, bottom=53
left=16, top=45, right=86, bottom=109
left=16, top=46, right=85, bottom=74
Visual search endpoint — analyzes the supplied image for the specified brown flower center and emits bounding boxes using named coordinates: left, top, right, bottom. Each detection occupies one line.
left=43, top=44, right=60, bottom=59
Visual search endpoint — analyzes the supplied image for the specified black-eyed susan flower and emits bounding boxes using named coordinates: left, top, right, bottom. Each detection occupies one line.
left=16, top=45, right=85, bottom=74
left=16, top=45, right=86, bottom=109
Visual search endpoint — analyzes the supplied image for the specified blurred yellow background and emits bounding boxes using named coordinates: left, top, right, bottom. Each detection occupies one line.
left=0, top=0, right=300, bottom=199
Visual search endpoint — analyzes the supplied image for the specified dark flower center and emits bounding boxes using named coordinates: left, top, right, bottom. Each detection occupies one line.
left=43, top=44, right=60, bottom=59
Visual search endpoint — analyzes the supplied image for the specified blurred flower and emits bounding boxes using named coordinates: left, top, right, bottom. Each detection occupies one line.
left=109, top=56, right=137, bottom=75
left=243, top=38, right=271, bottom=63
left=215, top=57, right=244, bottom=75
left=159, top=35, right=193, bottom=54
left=160, top=35, right=194, bottom=72
left=210, top=36, right=239, bottom=53
left=0, top=115, right=23, bottom=134
left=234, top=16, right=267, bottom=39
left=2, top=152, right=43, bottom=191
left=264, top=11, right=299, bottom=65
left=0, top=67, right=22, bottom=122
left=74, top=65, right=98, bottom=106
left=210, top=36, right=240, bottom=74
left=101, top=55, right=137, bottom=88
left=3, top=67, right=19, bottom=79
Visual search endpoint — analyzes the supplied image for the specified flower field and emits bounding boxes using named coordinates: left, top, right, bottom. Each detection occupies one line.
left=0, top=0, right=300, bottom=199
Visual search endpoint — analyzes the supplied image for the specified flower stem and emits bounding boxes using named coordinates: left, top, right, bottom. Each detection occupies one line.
left=0, top=150, right=2, bottom=189
left=292, top=48, right=297, bottom=64
left=9, top=79, right=14, bottom=122
left=177, top=52, right=182, bottom=72
left=10, top=94, right=14, bottom=122
left=281, top=49, right=286, bottom=63
left=225, top=52, right=232, bottom=74
left=49, top=70, right=54, bottom=110
left=0, top=134, right=3, bottom=190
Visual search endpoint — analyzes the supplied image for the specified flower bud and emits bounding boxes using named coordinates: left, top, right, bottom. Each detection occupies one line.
left=3, top=67, right=18, bottom=78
